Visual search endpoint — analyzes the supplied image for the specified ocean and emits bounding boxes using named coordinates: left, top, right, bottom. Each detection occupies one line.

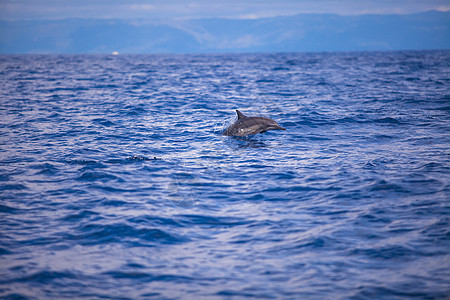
left=0, top=51, right=449, bottom=299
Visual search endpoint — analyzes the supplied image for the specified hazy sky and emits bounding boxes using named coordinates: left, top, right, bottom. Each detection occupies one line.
left=1, top=0, right=449, bottom=20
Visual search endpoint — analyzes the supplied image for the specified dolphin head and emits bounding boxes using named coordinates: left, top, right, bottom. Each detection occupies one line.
left=257, top=118, right=286, bottom=133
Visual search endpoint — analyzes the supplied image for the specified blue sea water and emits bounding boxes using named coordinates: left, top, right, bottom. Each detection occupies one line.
left=0, top=51, right=449, bottom=299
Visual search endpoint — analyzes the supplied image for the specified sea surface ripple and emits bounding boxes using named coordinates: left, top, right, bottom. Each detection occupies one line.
left=0, top=51, right=449, bottom=299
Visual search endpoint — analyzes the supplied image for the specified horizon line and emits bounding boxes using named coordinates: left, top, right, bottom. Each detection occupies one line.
left=0, top=9, right=448, bottom=22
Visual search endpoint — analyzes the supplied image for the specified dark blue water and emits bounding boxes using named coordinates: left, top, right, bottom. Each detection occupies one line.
left=0, top=51, right=449, bottom=299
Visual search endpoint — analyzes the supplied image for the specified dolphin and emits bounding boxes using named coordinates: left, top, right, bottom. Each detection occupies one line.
left=223, top=110, right=286, bottom=136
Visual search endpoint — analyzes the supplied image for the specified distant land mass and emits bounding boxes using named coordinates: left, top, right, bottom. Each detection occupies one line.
left=0, top=11, right=449, bottom=54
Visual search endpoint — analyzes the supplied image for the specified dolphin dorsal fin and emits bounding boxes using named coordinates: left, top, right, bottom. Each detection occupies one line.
left=236, top=110, right=247, bottom=119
